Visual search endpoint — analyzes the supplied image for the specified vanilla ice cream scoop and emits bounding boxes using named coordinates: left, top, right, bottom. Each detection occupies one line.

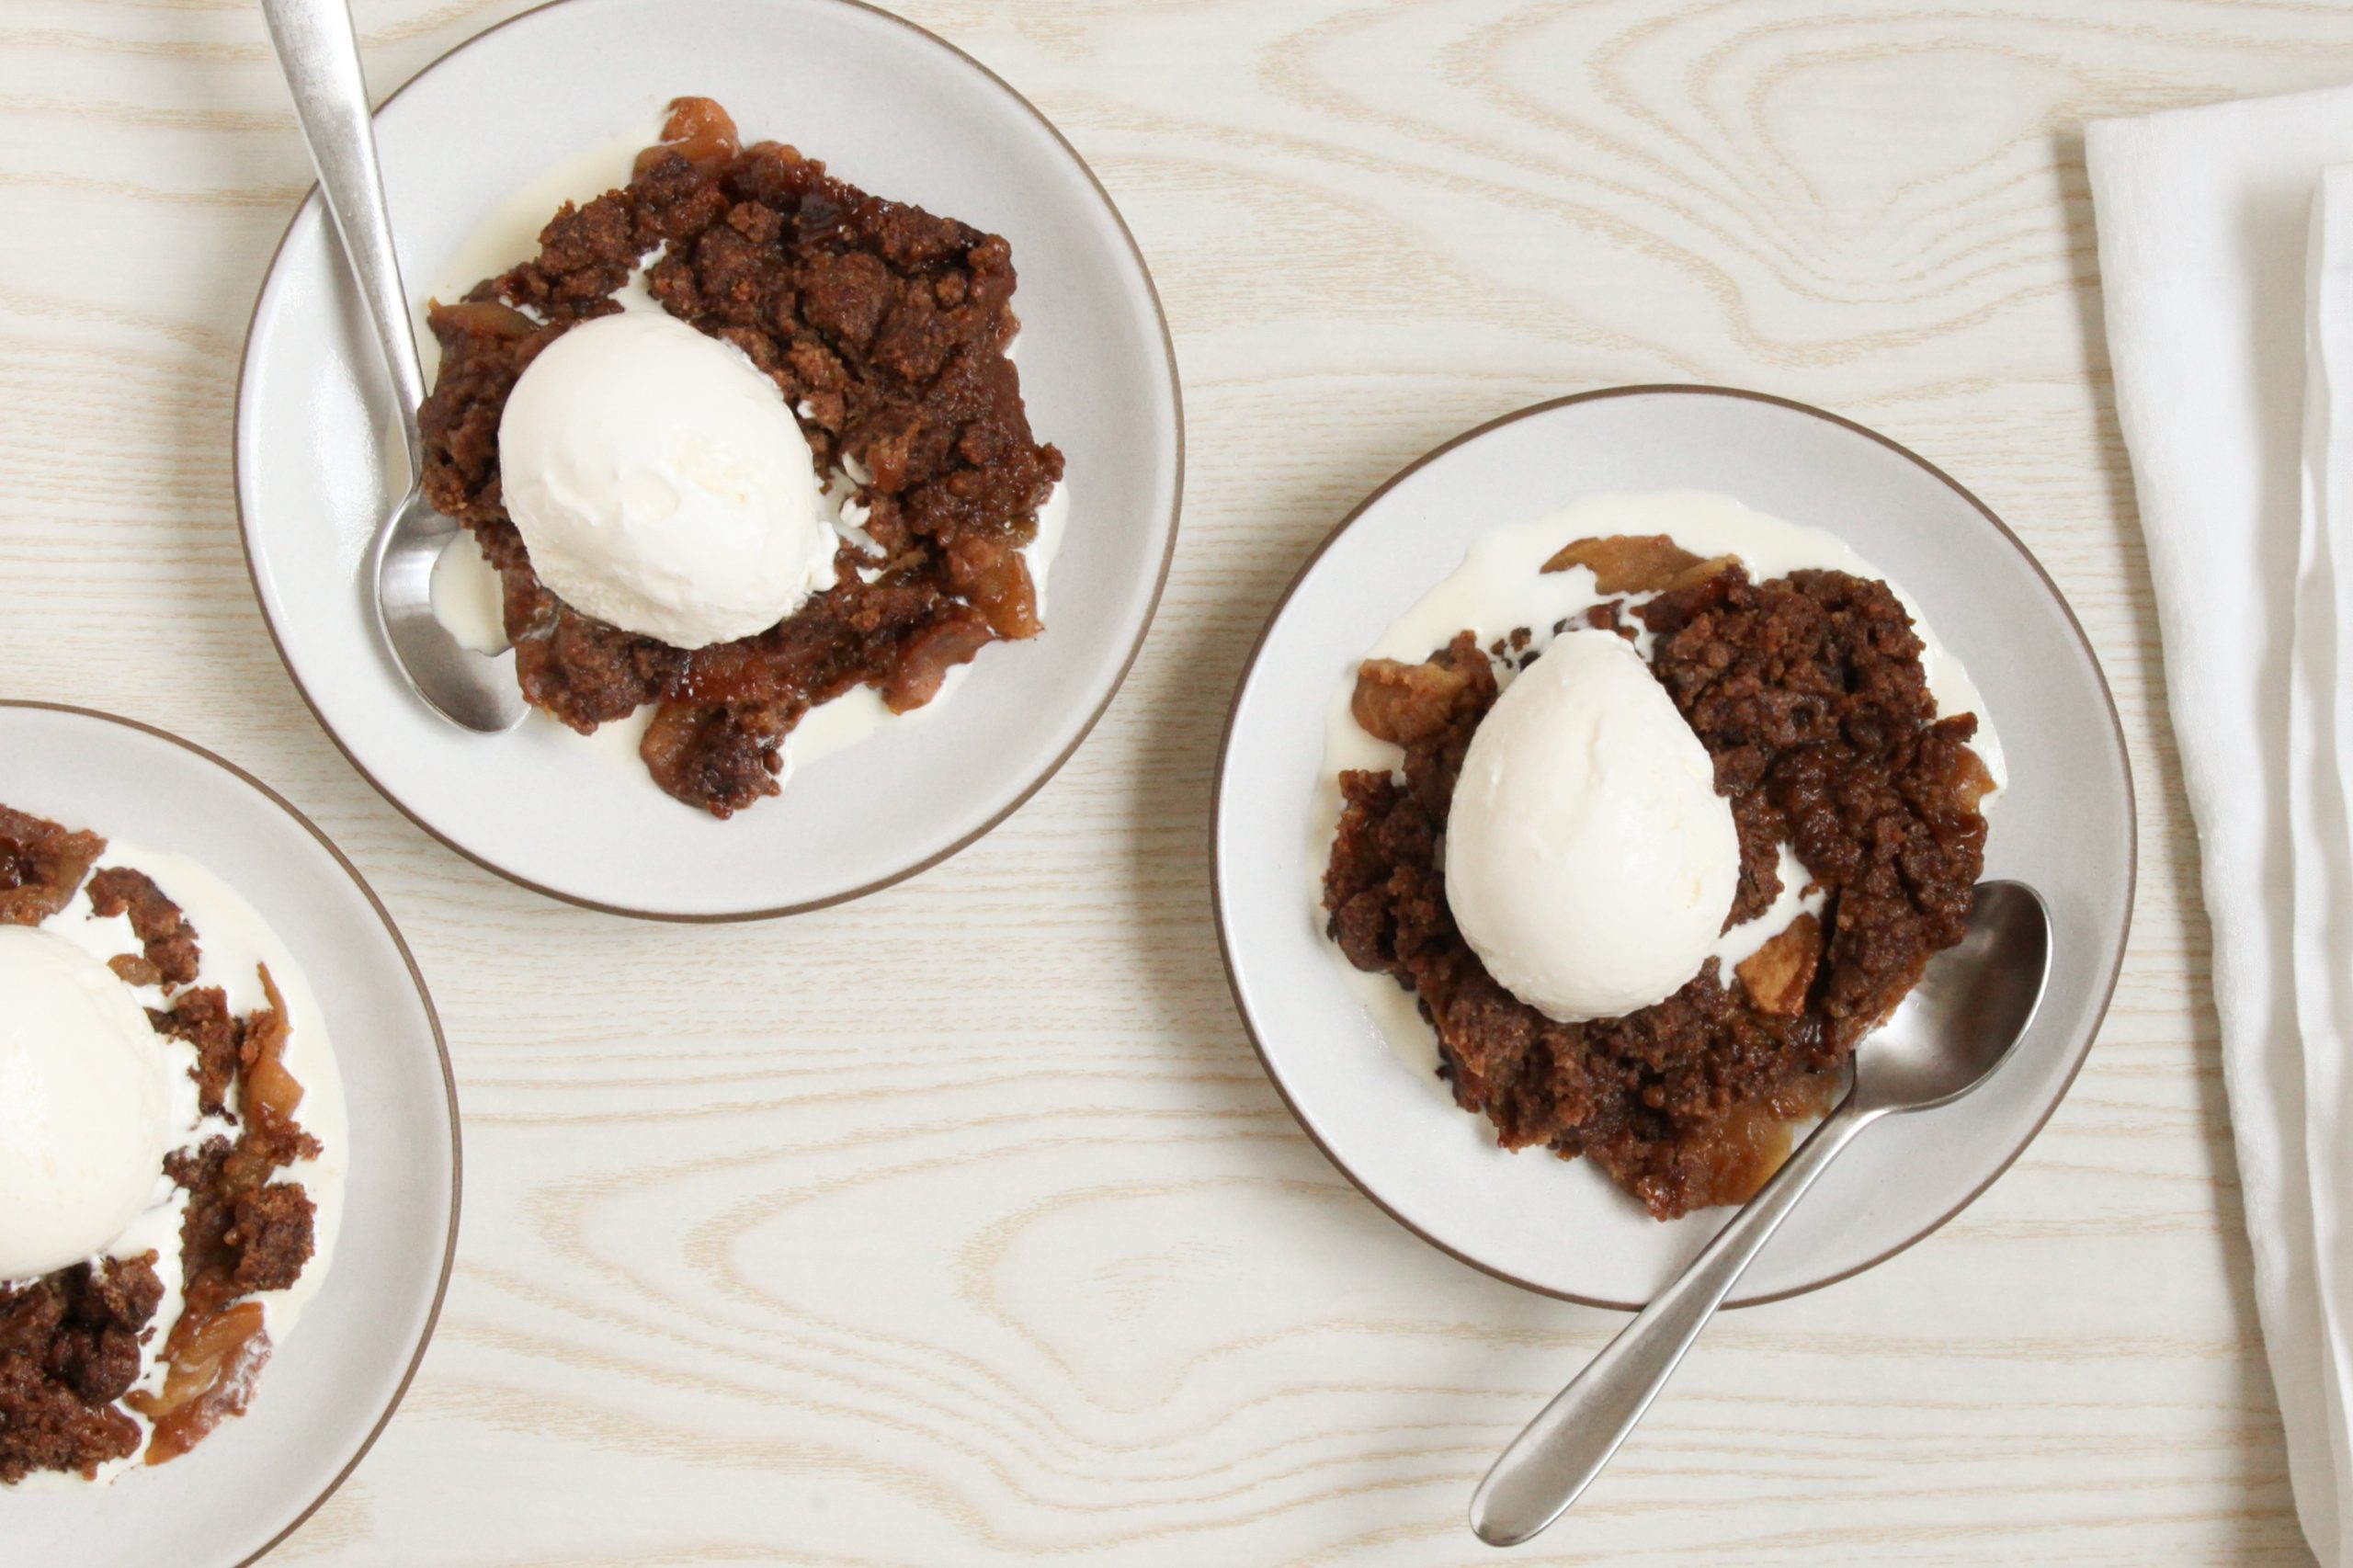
left=497, top=311, right=835, bottom=649
left=0, top=926, right=171, bottom=1280
left=1444, top=630, right=1740, bottom=1023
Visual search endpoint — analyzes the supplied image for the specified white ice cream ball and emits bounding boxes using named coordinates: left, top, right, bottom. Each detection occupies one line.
left=0, top=926, right=172, bottom=1280
left=1443, top=630, right=1741, bottom=1023
left=497, top=311, right=836, bottom=650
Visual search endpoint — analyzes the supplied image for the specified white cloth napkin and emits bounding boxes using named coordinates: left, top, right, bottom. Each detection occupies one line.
left=2088, top=85, right=2353, bottom=1565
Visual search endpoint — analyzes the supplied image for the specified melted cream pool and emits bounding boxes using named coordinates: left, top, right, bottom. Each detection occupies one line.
left=1313, top=489, right=2006, bottom=1078
left=417, top=118, right=1070, bottom=797
left=7, top=842, right=347, bottom=1490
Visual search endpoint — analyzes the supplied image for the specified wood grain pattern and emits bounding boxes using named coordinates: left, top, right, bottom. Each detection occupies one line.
left=0, top=0, right=2336, bottom=1561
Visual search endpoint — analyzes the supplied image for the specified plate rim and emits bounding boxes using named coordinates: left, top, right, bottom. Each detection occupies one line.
left=0, top=699, right=461, bottom=1564
left=233, top=0, right=1186, bottom=924
left=1209, top=382, right=2139, bottom=1312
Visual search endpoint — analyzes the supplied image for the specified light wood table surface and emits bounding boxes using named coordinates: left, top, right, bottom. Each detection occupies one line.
left=4, top=1, right=2342, bottom=1562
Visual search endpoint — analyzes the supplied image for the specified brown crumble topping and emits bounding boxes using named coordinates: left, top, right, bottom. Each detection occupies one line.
left=131, top=965, right=316, bottom=1464
left=1322, top=561, right=1993, bottom=1220
left=419, top=96, right=1063, bottom=818
left=87, top=868, right=199, bottom=989
left=0, top=805, right=104, bottom=927
left=152, top=987, right=240, bottom=1119
left=0, top=806, right=319, bottom=1480
left=0, top=1256, right=164, bottom=1483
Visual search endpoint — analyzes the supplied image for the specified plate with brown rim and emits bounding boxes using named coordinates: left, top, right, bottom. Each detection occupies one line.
left=236, top=0, right=1181, bottom=919
left=0, top=701, right=456, bottom=1565
left=1212, top=387, right=2133, bottom=1308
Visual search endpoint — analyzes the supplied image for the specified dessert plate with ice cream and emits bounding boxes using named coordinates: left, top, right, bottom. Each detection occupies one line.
left=1213, top=387, right=2134, bottom=1307
left=237, top=0, right=1180, bottom=918
left=0, top=702, right=455, bottom=1566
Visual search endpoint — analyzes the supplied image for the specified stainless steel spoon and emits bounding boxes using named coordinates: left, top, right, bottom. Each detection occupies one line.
left=1468, top=879, right=2052, bottom=1549
left=260, top=0, right=527, bottom=733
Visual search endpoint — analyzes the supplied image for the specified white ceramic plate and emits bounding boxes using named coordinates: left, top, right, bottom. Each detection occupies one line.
left=0, top=702, right=456, bottom=1566
left=1213, top=388, right=2135, bottom=1308
left=237, top=0, right=1181, bottom=919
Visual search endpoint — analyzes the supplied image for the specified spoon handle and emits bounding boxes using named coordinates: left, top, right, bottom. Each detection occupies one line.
left=1468, top=1096, right=1877, bottom=1547
left=259, top=0, right=426, bottom=425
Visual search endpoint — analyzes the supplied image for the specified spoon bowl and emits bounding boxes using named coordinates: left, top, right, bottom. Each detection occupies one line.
left=371, top=489, right=527, bottom=732
left=1851, top=880, right=2052, bottom=1116
left=1469, top=879, right=2053, bottom=1549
